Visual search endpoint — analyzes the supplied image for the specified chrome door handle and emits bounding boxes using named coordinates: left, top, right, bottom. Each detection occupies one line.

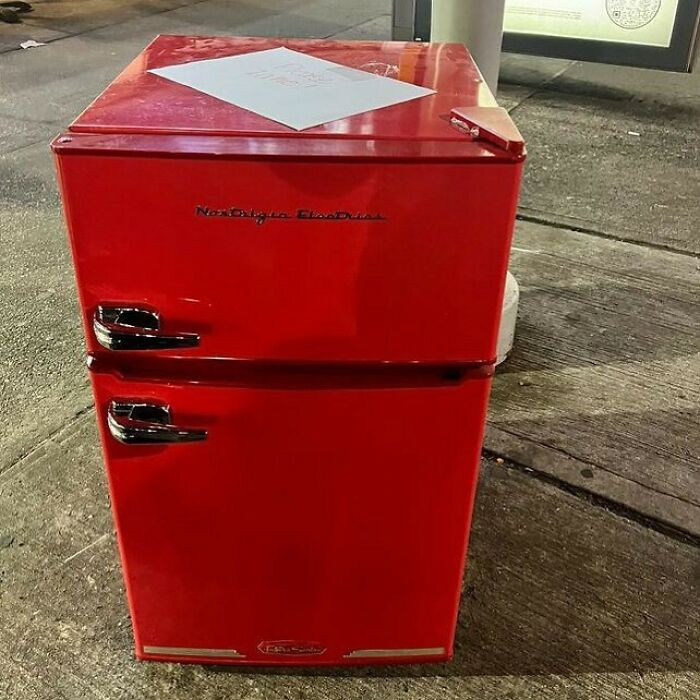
left=107, top=401, right=207, bottom=444
left=94, top=306, right=200, bottom=351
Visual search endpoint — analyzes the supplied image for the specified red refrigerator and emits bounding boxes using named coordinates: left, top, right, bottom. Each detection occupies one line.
left=53, top=35, right=525, bottom=666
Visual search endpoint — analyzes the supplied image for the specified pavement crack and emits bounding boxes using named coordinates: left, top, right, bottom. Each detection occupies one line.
left=326, top=12, right=391, bottom=39
left=0, top=403, right=94, bottom=482
left=503, top=61, right=577, bottom=116
left=516, top=210, right=700, bottom=259
left=61, top=533, right=110, bottom=566
left=1, top=134, right=61, bottom=157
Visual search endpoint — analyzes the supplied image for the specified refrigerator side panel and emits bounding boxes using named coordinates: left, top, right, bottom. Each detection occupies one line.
left=53, top=152, right=100, bottom=356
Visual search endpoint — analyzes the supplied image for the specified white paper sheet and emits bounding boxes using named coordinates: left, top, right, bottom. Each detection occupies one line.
left=149, top=47, right=436, bottom=131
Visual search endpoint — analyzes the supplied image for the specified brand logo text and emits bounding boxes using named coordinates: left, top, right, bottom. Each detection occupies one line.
left=196, top=205, right=386, bottom=225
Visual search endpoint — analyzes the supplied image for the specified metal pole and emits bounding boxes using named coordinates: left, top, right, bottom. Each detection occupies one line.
left=431, top=0, right=506, bottom=94
left=392, top=0, right=416, bottom=41
left=432, top=0, right=517, bottom=364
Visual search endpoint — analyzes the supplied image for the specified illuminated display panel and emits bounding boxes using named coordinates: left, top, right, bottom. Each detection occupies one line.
left=502, top=0, right=700, bottom=71
left=505, top=0, right=679, bottom=47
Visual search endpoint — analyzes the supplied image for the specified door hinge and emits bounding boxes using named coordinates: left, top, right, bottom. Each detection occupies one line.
left=450, top=106, right=526, bottom=158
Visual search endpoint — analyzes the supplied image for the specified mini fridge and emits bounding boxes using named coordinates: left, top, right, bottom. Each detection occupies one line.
left=52, top=35, right=525, bottom=666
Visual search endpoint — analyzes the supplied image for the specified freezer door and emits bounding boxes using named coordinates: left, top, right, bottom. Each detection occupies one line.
left=56, top=154, right=521, bottom=363
left=90, top=367, right=491, bottom=665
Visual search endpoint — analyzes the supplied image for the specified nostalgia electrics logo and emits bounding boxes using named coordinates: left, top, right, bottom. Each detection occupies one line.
left=195, top=205, right=386, bottom=226
left=257, top=640, right=327, bottom=656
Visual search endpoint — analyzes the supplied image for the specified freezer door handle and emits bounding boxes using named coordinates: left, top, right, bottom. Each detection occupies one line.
left=94, top=306, right=200, bottom=351
left=107, top=400, right=207, bottom=444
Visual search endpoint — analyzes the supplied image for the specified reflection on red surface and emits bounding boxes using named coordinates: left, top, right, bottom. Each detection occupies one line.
left=71, top=36, right=486, bottom=141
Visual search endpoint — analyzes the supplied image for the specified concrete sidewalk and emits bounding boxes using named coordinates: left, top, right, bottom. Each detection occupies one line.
left=1, top=1, right=698, bottom=698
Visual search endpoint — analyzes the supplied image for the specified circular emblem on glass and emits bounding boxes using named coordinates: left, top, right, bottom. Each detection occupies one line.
left=606, top=0, right=662, bottom=29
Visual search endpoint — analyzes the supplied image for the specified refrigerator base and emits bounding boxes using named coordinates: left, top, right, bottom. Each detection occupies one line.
left=136, top=647, right=452, bottom=666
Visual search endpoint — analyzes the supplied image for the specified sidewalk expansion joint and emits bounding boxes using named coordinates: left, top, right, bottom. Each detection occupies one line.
left=516, top=211, right=700, bottom=259
left=483, top=448, right=700, bottom=548
left=325, top=13, right=391, bottom=40
left=0, top=0, right=213, bottom=56
left=502, top=61, right=576, bottom=117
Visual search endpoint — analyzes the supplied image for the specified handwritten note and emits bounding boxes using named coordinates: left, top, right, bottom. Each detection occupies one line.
left=149, top=47, right=435, bottom=131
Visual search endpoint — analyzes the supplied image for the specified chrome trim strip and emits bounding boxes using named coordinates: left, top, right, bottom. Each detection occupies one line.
left=143, top=645, right=245, bottom=658
left=344, top=647, right=446, bottom=658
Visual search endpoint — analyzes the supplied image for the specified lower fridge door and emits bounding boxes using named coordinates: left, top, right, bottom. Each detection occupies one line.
left=90, top=364, right=491, bottom=666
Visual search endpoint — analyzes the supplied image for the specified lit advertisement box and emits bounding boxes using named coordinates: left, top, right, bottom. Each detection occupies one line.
left=503, top=0, right=699, bottom=70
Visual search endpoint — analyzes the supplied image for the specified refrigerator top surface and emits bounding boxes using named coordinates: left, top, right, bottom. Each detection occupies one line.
left=64, top=35, right=523, bottom=160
